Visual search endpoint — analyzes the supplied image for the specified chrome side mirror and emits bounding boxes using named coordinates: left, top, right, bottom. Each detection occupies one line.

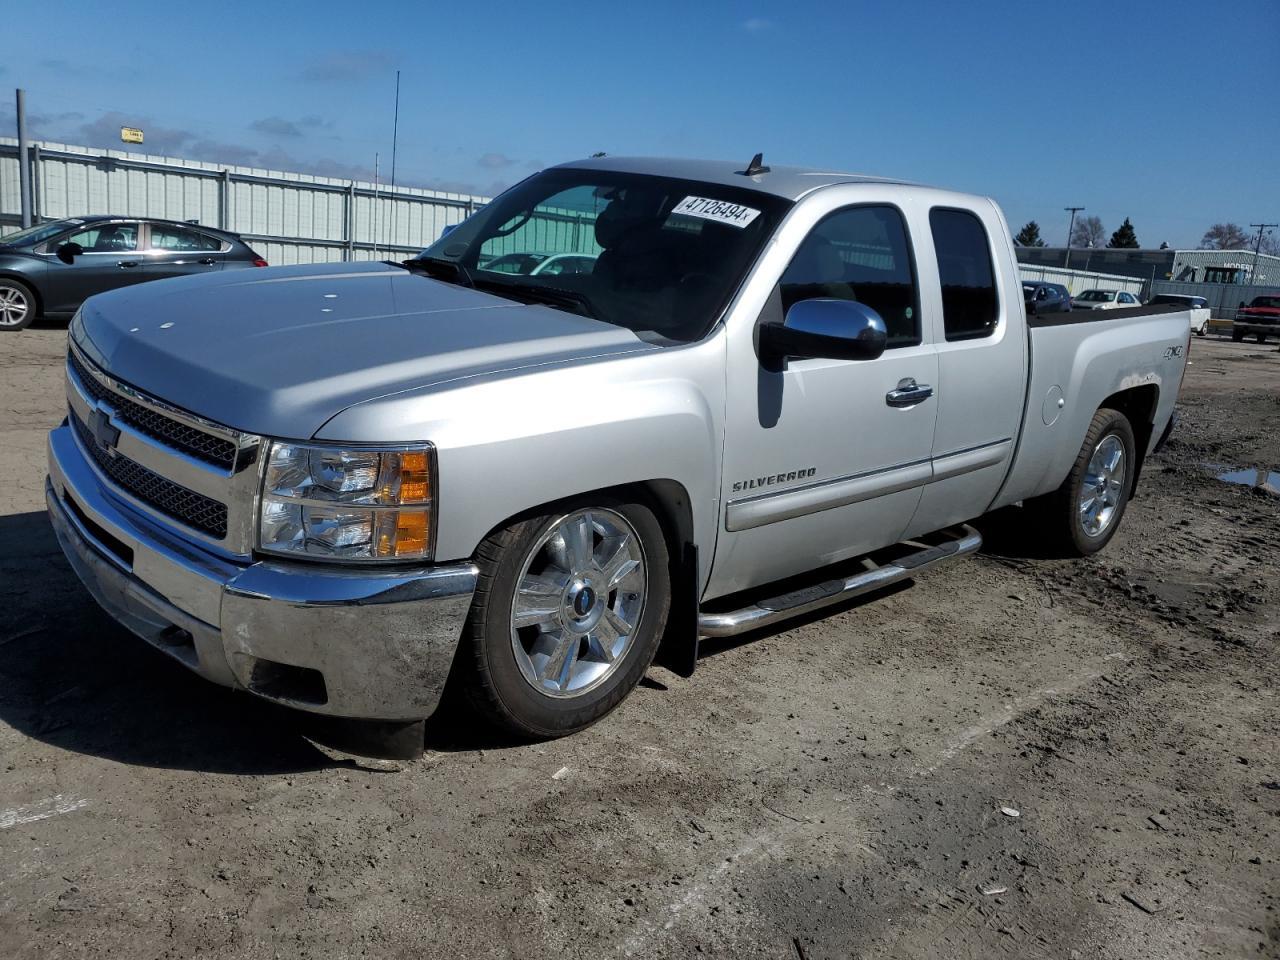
left=759, top=298, right=888, bottom=370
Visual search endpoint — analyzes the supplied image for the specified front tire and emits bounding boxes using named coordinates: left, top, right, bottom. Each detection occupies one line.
left=459, top=497, right=671, bottom=738
left=0, top=278, right=36, bottom=331
left=1027, top=408, right=1136, bottom=557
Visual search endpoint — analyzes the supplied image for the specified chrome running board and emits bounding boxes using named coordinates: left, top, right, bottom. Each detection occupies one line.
left=697, top=524, right=982, bottom=638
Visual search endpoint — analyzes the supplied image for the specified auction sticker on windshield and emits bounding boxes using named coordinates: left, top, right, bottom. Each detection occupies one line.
left=670, top=196, right=761, bottom=229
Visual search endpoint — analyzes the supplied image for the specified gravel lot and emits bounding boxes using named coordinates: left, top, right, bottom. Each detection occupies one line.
left=1, top=327, right=1276, bottom=959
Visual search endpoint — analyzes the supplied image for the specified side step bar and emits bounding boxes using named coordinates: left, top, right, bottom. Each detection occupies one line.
left=697, top=524, right=982, bottom=639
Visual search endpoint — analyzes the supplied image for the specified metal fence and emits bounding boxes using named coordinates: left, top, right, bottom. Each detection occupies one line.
left=0, top=137, right=491, bottom=264
left=1015, top=263, right=1146, bottom=297
left=1148, top=280, right=1280, bottom=320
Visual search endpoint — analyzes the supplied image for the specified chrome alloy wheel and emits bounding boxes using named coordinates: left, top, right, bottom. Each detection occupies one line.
left=1079, top=434, right=1125, bottom=537
left=509, top=509, right=647, bottom=698
left=0, top=286, right=30, bottom=328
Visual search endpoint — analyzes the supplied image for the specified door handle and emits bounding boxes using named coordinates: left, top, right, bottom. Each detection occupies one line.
left=198, top=257, right=217, bottom=265
left=886, top=378, right=934, bottom=408
left=117, top=260, right=139, bottom=269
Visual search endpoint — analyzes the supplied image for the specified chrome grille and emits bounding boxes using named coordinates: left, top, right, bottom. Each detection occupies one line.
left=71, top=412, right=229, bottom=538
left=65, top=344, right=262, bottom=555
left=68, top=350, right=237, bottom=469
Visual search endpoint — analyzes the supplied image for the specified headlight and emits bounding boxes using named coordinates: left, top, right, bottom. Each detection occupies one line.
left=258, top=441, right=435, bottom=561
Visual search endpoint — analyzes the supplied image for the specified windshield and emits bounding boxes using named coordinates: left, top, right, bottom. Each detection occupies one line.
left=416, top=168, right=791, bottom=341
left=0, top=219, right=82, bottom=248
left=1079, top=290, right=1115, bottom=302
left=1250, top=296, right=1280, bottom=309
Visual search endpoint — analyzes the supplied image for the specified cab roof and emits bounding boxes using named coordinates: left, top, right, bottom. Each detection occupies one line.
left=553, top=155, right=919, bottom=202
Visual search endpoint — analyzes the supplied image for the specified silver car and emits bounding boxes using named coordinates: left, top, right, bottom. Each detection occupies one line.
left=47, top=156, right=1190, bottom=747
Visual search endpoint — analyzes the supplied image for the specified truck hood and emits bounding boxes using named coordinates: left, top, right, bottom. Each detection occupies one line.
left=73, top=262, right=654, bottom=439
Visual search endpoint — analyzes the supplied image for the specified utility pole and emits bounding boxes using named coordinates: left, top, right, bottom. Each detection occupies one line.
left=16, top=88, right=32, bottom=228
left=1064, top=206, right=1084, bottom=269
left=1249, top=222, right=1276, bottom=285
left=387, top=69, right=400, bottom=253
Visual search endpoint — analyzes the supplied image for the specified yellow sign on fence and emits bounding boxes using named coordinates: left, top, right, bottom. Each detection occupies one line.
left=120, top=127, right=144, bottom=145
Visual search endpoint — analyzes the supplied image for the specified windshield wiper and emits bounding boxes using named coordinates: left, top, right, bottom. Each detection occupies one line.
left=400, top=256, right=475, bottom=289
left=477, top=279, right=600, bottom=320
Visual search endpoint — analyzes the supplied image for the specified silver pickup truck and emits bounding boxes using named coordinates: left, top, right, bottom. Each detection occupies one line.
left=47, top=156, right=1190, bottom=744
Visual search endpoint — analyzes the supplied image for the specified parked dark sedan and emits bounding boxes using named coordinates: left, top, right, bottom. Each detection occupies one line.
left=0, top=216, right=267, bottom=330
left=1022, top=280, right=1072, bottom=315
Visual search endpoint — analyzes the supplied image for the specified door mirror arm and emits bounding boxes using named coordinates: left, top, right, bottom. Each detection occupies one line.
left=759, top=298, right=888, bottom=371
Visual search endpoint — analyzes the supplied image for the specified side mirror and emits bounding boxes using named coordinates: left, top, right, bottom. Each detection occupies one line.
left=759, top=298, right=887, bottom=370
left=56, top=242, right=84, bottom=264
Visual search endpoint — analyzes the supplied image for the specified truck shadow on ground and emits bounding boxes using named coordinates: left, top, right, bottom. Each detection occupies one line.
left=0, top=509, right=347, bottom=773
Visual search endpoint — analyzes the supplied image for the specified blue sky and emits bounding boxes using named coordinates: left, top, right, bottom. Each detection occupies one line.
left=5, top=0, right=1278, bottom=247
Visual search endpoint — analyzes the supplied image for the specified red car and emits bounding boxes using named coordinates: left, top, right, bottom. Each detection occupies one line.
left=1233, top=295, right=1280, bottom=343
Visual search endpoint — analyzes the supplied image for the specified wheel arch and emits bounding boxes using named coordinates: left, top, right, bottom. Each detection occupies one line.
left=467, top=478, right=703, bottom=678
left=1098, top=383, right=1159, bottom=495
left=0, top=272, right=42, bottom=316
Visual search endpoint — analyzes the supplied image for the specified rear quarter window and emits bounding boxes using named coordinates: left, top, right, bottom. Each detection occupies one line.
left=929, top=208, right=998, bottom=341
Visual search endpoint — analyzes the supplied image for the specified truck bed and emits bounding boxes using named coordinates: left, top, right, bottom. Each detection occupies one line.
left=993, top=303, right=1190, bottom=510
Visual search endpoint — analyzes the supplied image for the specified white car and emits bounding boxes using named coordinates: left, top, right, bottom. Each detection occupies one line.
left=1148, top=294, right=1212, bottom=336
left=1073, top=289, right=1141, bottom=311
left=480, top=252, right=597, bottom=277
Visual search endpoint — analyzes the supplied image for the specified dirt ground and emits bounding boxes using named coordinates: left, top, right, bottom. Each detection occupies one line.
left=0, top=326, right=1276, bottom=959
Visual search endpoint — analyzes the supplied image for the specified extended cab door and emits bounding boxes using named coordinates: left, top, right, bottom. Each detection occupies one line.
left=708, top=193, right=939, bottom=599
left=904, top=201, right=1027, bottom=537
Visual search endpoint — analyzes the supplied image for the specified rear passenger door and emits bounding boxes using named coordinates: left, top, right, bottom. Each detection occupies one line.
left=906, top=203, right=1027, bottom=537
left=143, top=223, right=227, bottom=282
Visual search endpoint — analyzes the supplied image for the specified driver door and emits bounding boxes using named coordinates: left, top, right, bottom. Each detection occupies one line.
left=708, top=200, right=939, bottom=599
left=43, top=220, right=145, bottom=314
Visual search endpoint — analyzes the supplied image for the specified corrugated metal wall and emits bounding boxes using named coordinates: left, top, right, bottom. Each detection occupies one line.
left=0, top=138, right=489, bottom=264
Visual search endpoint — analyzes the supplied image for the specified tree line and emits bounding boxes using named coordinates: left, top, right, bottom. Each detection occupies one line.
left=1013, top=219, right=1277, bottom=254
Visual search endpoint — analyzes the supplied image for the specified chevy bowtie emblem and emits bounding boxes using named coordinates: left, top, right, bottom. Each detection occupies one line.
left=89, top=407, right=121, bottom=456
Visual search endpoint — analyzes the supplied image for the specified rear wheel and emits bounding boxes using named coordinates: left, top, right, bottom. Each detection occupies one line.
left=1027, top=408, right=1136, bottom=557
left=0, top=279, right=36, bottom=331
left=1232, top=328, right=1244, bottom=342
left=1258, top=333, right=1268, bottom=344
left=459, top=497, right=671, bottom=738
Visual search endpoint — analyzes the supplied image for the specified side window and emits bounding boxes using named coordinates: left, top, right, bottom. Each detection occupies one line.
left=1119, top=292, right=1137, bottom=305
left=149, top=225, right=222, bottom=252
left=62, top=222, right=139, bottom=253
left=780, top=205, right=920, bottom=347
left=929, top=208, right=998, bottom=341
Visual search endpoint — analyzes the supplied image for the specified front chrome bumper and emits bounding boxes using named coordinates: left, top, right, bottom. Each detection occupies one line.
left=47, top=423, right=478, bottom=721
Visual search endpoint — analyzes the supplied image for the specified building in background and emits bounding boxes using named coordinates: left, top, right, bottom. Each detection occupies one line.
left=1016, top=246, right=1280, bottom=287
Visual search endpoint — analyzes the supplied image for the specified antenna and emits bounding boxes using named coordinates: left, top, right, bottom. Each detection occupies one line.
left=741, top=152, right=770, bottom=176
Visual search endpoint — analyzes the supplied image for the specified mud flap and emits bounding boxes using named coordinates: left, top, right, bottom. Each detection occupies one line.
left=655, top=542, right=699, bottom=678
